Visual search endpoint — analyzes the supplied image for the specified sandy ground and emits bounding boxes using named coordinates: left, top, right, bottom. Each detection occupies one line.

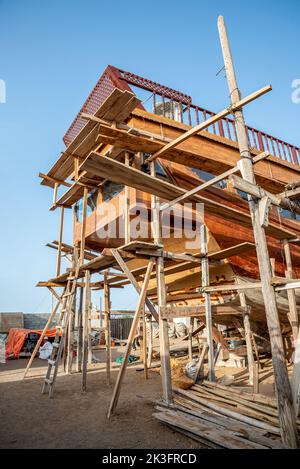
left=0, top=337, right=280, bottom=449
left=0, top=345, right=205, bottom=449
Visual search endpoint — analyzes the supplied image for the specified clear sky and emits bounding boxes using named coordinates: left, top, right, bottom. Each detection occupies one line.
left=0, top=0, right=299, bottom=313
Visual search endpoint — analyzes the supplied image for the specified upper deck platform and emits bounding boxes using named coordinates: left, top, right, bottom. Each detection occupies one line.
left=64, top=65, right=300, bottom=166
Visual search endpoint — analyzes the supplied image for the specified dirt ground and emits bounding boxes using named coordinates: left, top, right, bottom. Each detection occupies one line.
left=0, top=345, right=205, bottom=450
left=0, top=340, right=280, bottom=449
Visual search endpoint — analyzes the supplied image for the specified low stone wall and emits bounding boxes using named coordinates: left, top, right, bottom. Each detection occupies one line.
left=23, top=313, right=56, bottom=330
left=0, top=313, right=24, bottom=332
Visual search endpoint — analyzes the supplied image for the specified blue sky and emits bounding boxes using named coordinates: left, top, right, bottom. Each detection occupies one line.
left=0, top=0, right=299, bottom=313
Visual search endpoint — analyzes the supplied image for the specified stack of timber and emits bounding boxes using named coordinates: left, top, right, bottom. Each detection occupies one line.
left=153, top=381, right=300, bottom=448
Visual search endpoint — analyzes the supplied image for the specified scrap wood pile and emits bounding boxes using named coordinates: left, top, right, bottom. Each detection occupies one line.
left=153, top=381, right=300, bottom=449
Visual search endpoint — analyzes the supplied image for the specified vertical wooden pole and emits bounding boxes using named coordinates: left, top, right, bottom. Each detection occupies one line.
left=56, top=206, right=64, bottom=277
left=218, top=15, right=298, bottom=447
left=151, top=161, right=172, bottom=404
left=142, top=307, right=148, bottom=379
left=107, top=260, right=155, bottom=418
left=239, top=292, right=254, bottom=385
left=82, top=269, right=90, bottom=392
left=201, top=224, right=215, bottom=381
left=76, top=286, right=83, bottom=373
left=283, top=239, right=299, bottom=344
left=53, top=182, right=58, bottom=206
left=147, top=318, right=153, bottom=368
left=292, top=330, right=300, bottom=417
left=104, top=271, right=111, bottom=385
left=124, top=152, right=131, bottom=245
left=88, top=298, right=92, bottom=365
left=80, top=187, right=88, bottom=265
left=66, top=288, right=76, bottom=374
left=188, top=317, right=194, bottom=361
left=253, top=361, right=259, bottom=394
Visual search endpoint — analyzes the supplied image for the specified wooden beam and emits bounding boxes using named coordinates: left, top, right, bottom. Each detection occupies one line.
left=107, top=259, right=155, bottom=418
left=278, top=186, right=300, bottom=200
left=111, top=249, right=159, bottom=322
left=207, top=242, right=256, bottom=261
left=39, top=172, right=71, bottom=188
left=202, top=282, right=261, bottom=293
left=229, top=174, right=300, bottom=216
left=160, top=151, right=270, bottom=211
left=159, top=305, right=247, bottom=319
left=145, top=85, right=272, bottom=162
left=218, top=15, right=298, bottom=447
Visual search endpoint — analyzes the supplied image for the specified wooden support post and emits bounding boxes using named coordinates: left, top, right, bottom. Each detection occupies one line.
left=66, top=287, right=76, bottom=374
left=283, top=239, right=299, bottom=344
left=292, top=329, right=300, bottom=417
left=56, top=206, right=64, bottom=277
left=147, top=318, right=153, bottom=368
left=104, top=271, right=111, bottom=385
left=218, top=15, right=298, bottom=447
left=124, top=152, right=131, bottom=245
left=151, top=161, right=173, bottom=404
left=107, top=259, right=155, bottom=418
left=142, top=307, right=148, bottom=379
left=76, top=286, right=83, bottom=373
left=253, top=362, right=259, bottom=394
left=82, top=269, right=90, bottom=392
left=53, top=182, right=58, bottom=206
left=80, top=186, right=88, bottom=265
left=88, top=299, right=92, bottom=365
left=201, top=224, right=215, bottom=382
left=23, top=288, right=64, bottom=379
left=74, top=156, right=79, bottom=181
left=188, top=317, right=194, bottom=361
left=239, top=291, right=254, bottom=386
left=66, top=249, right=78, bottom=374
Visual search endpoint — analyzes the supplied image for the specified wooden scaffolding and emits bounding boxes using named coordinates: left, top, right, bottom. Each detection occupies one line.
left=26, top=16, right=300, bottom=448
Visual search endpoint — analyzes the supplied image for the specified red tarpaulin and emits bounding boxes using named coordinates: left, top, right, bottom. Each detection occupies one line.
left=5, top=328, right=57, bottom=359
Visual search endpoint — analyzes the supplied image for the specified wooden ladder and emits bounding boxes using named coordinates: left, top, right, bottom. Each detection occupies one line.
left=42, top=266, right=79, bottom=398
